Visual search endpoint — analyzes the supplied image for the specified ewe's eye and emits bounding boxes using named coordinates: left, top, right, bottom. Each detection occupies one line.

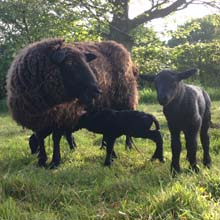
left=65, top=59, right=74, bottom=65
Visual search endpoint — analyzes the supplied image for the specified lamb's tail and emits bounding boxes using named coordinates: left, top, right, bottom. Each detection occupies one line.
left=152, top=116, right=160, bottom=130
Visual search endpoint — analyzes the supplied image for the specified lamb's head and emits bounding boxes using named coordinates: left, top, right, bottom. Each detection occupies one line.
left=51, top=45, right=101, bottom=107
left=140, top=69, right=197, bottom=106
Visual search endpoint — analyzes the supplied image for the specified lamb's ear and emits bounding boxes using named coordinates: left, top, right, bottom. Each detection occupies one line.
left=84, top=53, right=96, bottom=62
left=138, top=74, right=156, bottom=82
left=51, top=49, right=66, bottom=64
left=177, top=69, right=198, bottom=81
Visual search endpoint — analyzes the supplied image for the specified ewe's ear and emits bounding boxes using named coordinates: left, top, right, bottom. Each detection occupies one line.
left=51, top=49, right=66, bottom=64
left=177, top=68, right=198, bottom=81
left=84, top=53, right=96, bottom=62
left=138, top=74, right=156, bottom=82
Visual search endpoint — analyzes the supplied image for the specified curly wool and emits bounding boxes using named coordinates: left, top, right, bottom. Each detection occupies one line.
left=45, top=40, right=139, bottom=132
left=7, top=39, right=138, bottom=133
left=39, top=41, right=138, bottom=134
left=74, top=41, right=139, bottom=110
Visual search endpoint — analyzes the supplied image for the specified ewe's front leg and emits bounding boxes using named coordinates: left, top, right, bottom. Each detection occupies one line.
left=104, top=136, right=116, bottom=166
left=170, top=130, right=182, bottom=176
left=49, top=130, right=63, bottom=169
left=29, top=133, right=39, bottom=154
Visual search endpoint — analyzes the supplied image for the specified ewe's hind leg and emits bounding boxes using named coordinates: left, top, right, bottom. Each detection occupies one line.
left=143, top=131, right=164, bottom=162
left=200, top=117, right=211, bottom=167
left=50, top=130, right=62, bottom=168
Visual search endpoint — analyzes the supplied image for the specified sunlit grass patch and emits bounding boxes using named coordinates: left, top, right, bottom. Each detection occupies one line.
left=0, top=99, right=219, bottom=219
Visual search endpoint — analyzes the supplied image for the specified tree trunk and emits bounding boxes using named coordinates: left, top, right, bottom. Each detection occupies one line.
left=107, top=0, right=134, bottom=51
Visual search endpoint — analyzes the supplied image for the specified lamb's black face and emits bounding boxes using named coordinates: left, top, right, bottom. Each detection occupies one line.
left=154, top=71, right=179, bottom=106
left=53, top=47, right=101, bottom=106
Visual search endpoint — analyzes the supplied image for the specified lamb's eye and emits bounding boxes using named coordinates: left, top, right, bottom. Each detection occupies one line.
left=65, top=59, right=74, bottom=65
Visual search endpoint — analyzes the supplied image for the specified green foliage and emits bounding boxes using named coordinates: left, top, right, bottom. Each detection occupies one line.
left=129, top=14, right=220, bottom=87
left=131, top=25, right=173, bottom=75
left=0, top=0, right=102, bottom=98
left=0, top=98, right=220, bottom=219
left=139, top=88, right=157, bottom=103
left=0, top=1, right=220, bottom=98
left=168, top=14, right=220, bottom=47
left=169, top=41, right=220, bottom=86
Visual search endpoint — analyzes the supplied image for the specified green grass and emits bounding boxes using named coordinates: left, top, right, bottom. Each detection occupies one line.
left=139, top=86, right=220, bottom=103
left=0, top=96, right=220, bottom=219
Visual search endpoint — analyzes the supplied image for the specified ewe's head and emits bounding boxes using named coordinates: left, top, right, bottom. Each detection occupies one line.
left=141, top=69, right=197, bottom=106
left=51, top=44, right=101, bottom=107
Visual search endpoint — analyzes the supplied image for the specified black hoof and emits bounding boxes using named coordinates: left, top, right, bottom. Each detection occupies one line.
left=203, top=158, right=211, bottom=168
left=151, top=156, right=165, bottom=163
left=111, top=151, right=117, bottom=159
left=48, top=162, right=59, bottom=169
left=37, top=160, right=47, bottom=168
left=69, top=147, right=76, bottom=152
left=104, top=160, right=111, bottom=166
left=171, top=165, right=181, bottom=177
left=191, top=165, right=199, bottom=173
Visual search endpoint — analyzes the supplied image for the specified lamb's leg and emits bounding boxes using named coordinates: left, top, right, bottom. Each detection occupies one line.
left=36, top=133, right=47, bottom=167
left=104, top=136, right=116, bottom=166
left=142, top=130, right=164, bottom=162
left=49, top=130, right=62, bottom=169
left=65, top=130, right=76, bottom=150
left=184, top=131, right=199, bottom=173
left=200, top=117, right=211, bottom=168
left=101, top=136, right=117, bottom=158
left=125, top=135, right=133, bottom=150
left=170, top=130, right=182, bottom=175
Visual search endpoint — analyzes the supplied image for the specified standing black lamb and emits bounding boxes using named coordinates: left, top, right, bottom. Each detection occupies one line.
left=75, top=109, right=164, bottom=166
left=6, top=38, right=101, bottom=166
left=140, top=69, right=211, bottom=175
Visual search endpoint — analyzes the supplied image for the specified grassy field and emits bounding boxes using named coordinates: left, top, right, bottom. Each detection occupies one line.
left=0, top=92, right=220, bottom=220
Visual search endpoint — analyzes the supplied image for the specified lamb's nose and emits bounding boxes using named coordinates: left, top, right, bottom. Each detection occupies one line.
left=158, top=95, right=168, bottom=106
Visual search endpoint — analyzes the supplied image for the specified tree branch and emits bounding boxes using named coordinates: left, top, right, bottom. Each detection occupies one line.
left=129, top=0, right=192, bottom=30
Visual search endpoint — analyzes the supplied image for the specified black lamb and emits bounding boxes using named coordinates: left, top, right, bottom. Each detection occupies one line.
left=74, top=109, right=164, bottom=166
left=140, top=69, right=211, bottom=175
